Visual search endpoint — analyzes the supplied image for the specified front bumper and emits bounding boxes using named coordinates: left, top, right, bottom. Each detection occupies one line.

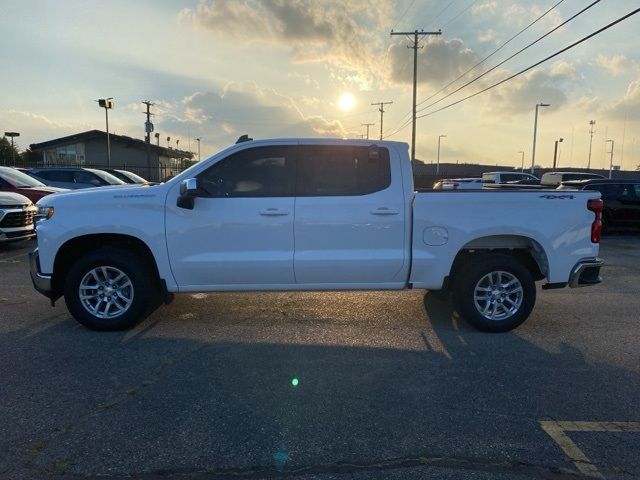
left=0, top=227, right=35, bottom=243
left=29, top=248, right=53, bottom=298
left=569, top=258, right=604, bottom=288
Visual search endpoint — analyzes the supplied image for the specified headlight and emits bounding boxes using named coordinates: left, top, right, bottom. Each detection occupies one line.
left=36, top=205, right=55, bottom=221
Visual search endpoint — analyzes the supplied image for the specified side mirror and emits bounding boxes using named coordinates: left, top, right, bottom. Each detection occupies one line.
left=177, top=178, right=198, bottom=209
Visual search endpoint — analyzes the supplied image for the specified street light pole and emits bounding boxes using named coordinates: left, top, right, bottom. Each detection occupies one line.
left=606, top=139, right=615, bottom=179
left=518, top=151, right=525, bottom=172
left=96, top=98, right=114, bottom=167
left=436, top=134, right=447, bottom=175
left=531, top=102, right=550, bottom=174
left=195, top=138, right=201, bottom=162
left=4, top=132, right=20, bottom=166
left=552, top=138, right=564, bottom=171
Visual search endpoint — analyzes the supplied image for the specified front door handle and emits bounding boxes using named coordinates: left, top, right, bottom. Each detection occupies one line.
left=260, top=208, right=289, bottom=216
left=371, top=207, right=399, bottom=215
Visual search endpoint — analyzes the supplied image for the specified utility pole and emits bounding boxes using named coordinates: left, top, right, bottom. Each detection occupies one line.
left=361, top=122, right=375, bottom=140
left=587, top=120, right=596, bottom=169
left=195, top=138, right=201, bottom=161
left=552, top=138, right=564, bottom=170
left=606, top=139, right=614, bottom=178
left=371, top=101, right=393, bottom=140
left=391, top=28, right=442, bottom=162
left=142, top=101, right=154, bottom=180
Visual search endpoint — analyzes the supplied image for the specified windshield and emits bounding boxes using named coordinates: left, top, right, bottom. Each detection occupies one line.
left=86, top=168, right=126, bottom=185
left=116, top=170, right=148, bottom=183
left=0, top=166, right=46, bottom=187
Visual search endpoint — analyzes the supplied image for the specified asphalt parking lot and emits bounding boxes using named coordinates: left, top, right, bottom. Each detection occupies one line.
left=1, top=236, right=639, bottom=480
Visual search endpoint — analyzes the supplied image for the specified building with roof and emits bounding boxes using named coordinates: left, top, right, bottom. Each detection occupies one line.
left=29, top=130, right=194, bottom=181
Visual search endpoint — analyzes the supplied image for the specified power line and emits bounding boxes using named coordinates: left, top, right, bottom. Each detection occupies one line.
left=388, top=0, right=564, bottom=138
left=371, top=101, right=393, bottom=140
left=417, top=0, right=565, bottom=110
left=426, top=0, right=456, bottom=29
left=391, top=0, right=418, bottom=31
left=417, top=6, right=640, bottom=119
left=416, top=0, right=599, bottom=115
left=442, top=0, right=480, bottom=28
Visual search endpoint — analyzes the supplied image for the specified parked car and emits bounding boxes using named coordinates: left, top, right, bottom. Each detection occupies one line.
left=558, top=179, right=640, bottom=230
left=433, top=178, right=482, bottom=190
left=0, top=192, right=37, bottom=243
left=101, top=169, right=150, bottom=184
left=30, top=138, right=603, bottom=333
left=482, top=171, right=539, bottom=185
left=541, top=171, right=606, bottom=187
left=0, top=167, right=68, bottom=203
left=28, top=167, right=126, bottom=189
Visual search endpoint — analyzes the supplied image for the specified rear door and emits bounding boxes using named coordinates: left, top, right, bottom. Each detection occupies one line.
left=293, top=144, right=406, bottom=285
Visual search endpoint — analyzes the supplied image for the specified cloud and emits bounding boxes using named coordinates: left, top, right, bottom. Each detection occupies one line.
left=595, top=54, right=637, bottom=76
left=549, top=60, right=579, bottom=80
left=178, top=0, right=391, bottom=87
left=479, top=68, right=571, bottom=116
left=387, top=36, right=478, bottom=87
left=606, top=76, right=640, bottom=121
left=157, top=82, right=348, bottom=151
left=0, top=110, right=88, bottom=150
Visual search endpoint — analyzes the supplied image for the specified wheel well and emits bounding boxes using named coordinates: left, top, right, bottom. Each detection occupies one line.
left=447, top=236, right=548, bottom=289
left=52, top=234, right=160, bottom=298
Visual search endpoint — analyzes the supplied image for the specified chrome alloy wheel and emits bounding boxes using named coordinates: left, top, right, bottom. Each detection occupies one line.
left=473, top=271, right=523, bottom=321
left=78, top=266, right=134, bottom=319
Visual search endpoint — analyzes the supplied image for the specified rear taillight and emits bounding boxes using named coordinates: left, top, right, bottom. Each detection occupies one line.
left=587, top=198, right=603, bottom=243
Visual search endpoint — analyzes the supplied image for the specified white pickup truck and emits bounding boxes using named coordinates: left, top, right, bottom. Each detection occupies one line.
left=30, top=138, right=604, bottom=332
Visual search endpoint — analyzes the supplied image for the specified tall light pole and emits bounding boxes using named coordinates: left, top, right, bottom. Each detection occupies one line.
left=552, top=138, right=564, bottom=170
left=4, top=132, right=19, bottom=166
left=531, top=102, right=550, bottom=174
left=96, top=98, right=114, bottom=167
left=195, top=138, right=201, bottom=162
left=518, top=151, right=525, bottom=172
left=587, top=120, right=596, bottom=169
left=436, top=134, right=447, bottom=175
left=154, top=132, right=160, bottom=146
left=606, top=139, right=614, bottom=179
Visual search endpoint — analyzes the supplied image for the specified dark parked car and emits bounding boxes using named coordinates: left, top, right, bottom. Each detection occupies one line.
left=101, top=169, right=150, bottom=184
left=559, top=179, right=640, bottom=230
left=0, top=167, right=68, bottom=203
left=28, top=167, right=126, bottom=189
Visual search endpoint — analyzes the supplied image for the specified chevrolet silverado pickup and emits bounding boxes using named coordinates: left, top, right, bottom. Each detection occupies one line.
left=30, top=138, right=604, bottom=332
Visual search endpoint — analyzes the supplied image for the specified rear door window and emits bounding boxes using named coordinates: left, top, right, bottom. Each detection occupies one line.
left=74, top=170, right=103, bottom=185
left=36, top=170, right=75, bottom=182
left=297, top=145, right=391, bottom=196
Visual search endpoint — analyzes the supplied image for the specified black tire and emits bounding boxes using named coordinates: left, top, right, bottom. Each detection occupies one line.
left=64, top=247, right=158, bottom=331
left=452, top=253, right=536, bottom=333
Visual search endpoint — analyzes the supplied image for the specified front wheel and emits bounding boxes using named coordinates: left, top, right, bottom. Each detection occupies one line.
left=64, top=247, right=157, bottom=331
left=452, top=254, right=536, bottom=332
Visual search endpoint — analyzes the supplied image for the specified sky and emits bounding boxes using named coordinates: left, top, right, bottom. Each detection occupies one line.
left=1, top=0, right=639, bottom=170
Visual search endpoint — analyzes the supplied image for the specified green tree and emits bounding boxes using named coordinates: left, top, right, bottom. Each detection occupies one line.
left=0, top=136, right=21, bottom=166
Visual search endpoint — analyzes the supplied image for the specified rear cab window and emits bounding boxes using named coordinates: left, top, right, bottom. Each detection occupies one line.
left=296, top=145, right=391, bottom=196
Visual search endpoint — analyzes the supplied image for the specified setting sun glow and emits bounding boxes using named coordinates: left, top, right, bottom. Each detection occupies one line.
left=337, top=92, right=356, bottom=111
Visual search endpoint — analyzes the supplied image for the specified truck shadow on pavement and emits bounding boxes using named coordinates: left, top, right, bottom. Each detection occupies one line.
left=1, top=293, right=639, bottom=480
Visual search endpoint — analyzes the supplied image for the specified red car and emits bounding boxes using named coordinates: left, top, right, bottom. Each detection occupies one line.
left=0, top=167, right=68, bottom=202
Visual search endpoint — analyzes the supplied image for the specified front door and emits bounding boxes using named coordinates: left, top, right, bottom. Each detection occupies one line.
left=293, top=144, right=406, bottom=285
left=165, top=145, right=297, bottom=288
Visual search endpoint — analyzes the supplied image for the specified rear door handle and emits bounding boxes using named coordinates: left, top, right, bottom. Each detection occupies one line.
left=371, top=207, right=399, bottom=215
left=260, top=208, right=289, bottom=216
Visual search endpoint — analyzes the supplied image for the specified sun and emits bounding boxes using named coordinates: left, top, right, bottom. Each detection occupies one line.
left=337, top=92, right=356, bottom=111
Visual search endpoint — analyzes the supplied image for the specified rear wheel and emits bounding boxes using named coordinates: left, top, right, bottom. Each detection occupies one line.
left=453, top=253, right=536, bottom=332
left=64, top=247, right=158, bottom=331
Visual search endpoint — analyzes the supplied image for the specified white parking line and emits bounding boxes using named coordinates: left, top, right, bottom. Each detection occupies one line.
left=540, top=420, right=640, bottom=478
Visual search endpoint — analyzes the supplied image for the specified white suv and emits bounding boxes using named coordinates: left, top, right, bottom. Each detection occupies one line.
left=0, top=192, right=37, bottom=243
